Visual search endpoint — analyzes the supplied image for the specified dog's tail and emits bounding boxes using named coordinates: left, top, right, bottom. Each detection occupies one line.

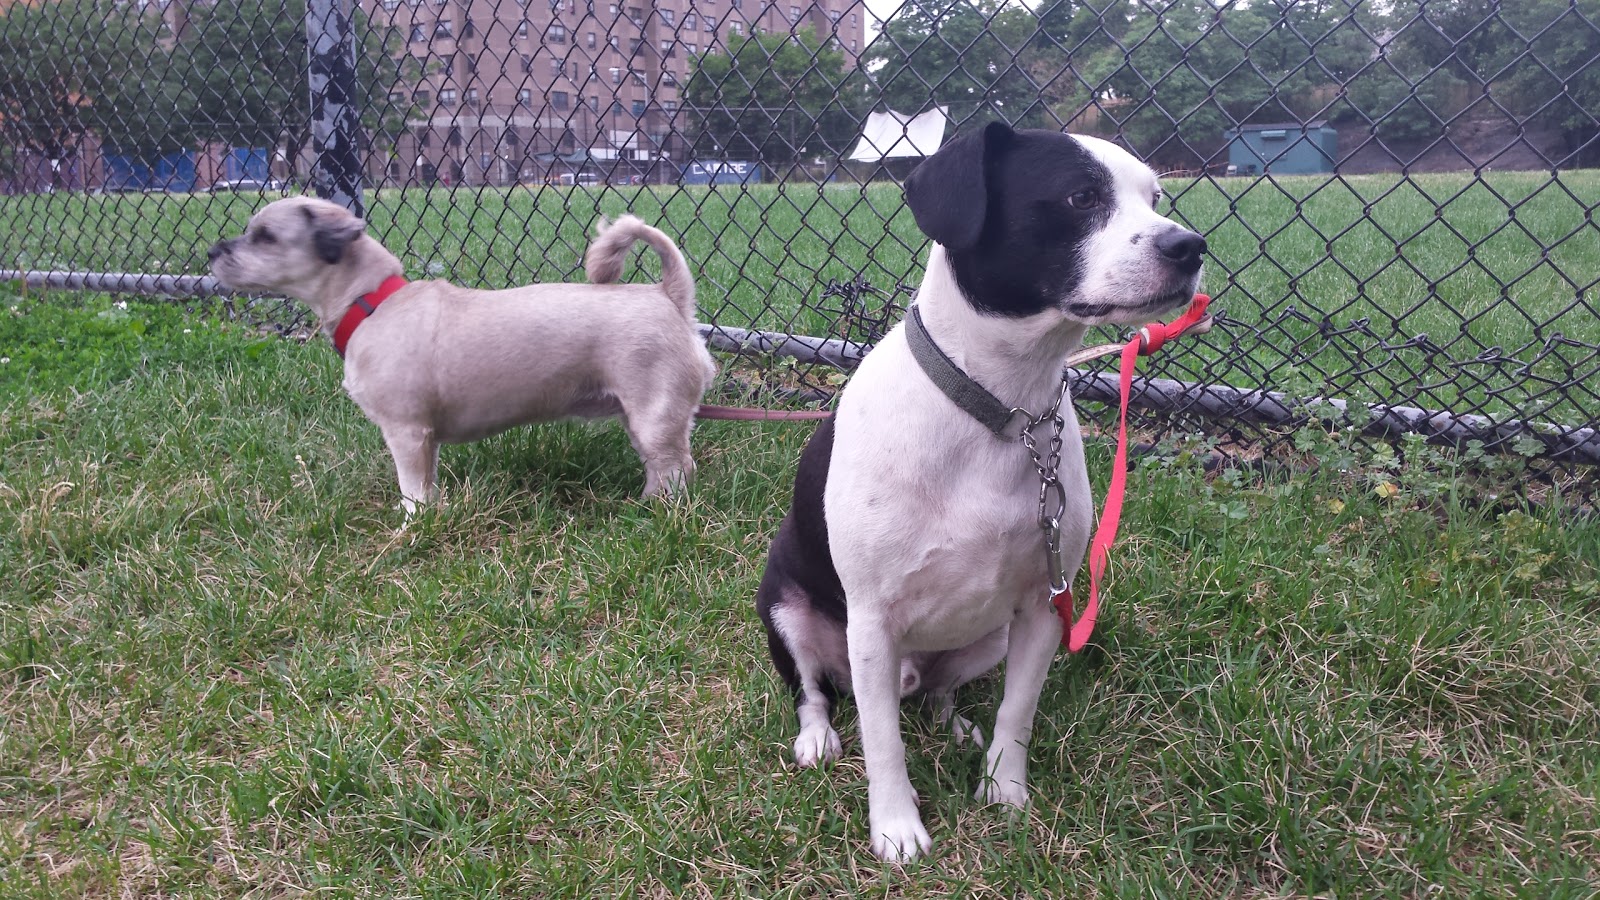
left=585, top=214, right=696, bottom=320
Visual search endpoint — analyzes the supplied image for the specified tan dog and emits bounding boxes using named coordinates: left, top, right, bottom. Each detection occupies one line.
left=208, top=196, right=717, bottom=513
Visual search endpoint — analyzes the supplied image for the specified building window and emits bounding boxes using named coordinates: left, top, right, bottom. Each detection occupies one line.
left=629, top=38, right=641, bottom=53
left=440, top=88, right=458, bottom=107
left=730, top=0, right=740, bottom=8
left=850, top=38, right=856, bottom=51
left=522, top=54, right=533, bottom=73
left=659, top=39, right=673, bottom=56
left=448, top=126, right=462, bottom=145
left=409, top=24, right=426, bottom=42
left=729, top=20, right=743, bottom=35
left=627, top=6, right=642, bottom=24
left=609, top=67, right=620, bottom=84
left=388, top=90, right=404, bottom=103
left=788, top=6, right=799, bottom=23
left=465, top=88, right=479, bottom=109
left=664, top=100, right=677, bottom=112
left=662, top=70, right=677, bottom=86
left=462, top=16, right=474, bottom=37
left=516, top=21, right=529, bottom=38
left=850, top=12, right=856, bottom=25
left=705, top=16, right=716, bottom=31
left=588, top=95, right=599, bottom=110
left=553, top=91, right=570, bottom=110
left=608, top=2, right=617, bottom=13
left=480, top=152, right=492, bottom=170
left=587, top=31, right=596, bottom=48
left=684, top=12, right=696, bottom=28
left=548, top=24, right=567, bottom=42
left=631, top=68, right=645, bottom=85
left=551, top=58, right=563, bottom=75
left=660, top=8, right=674, bottom=25
left=687, top=42, right=697, bottom=53
left=416, top=129, right=431, bottom=148
left=434, top=18, right=453, bottom=38
left=518, top=88, right=533, bottom=106
left=827, top=9, right=839, bottom=21
left=632, top=99, right=645, bottom=117
left=383, top=0, right=400, bottom=10
left=571, top=62, right=579, bottom=79
left=414, top=89, right=431, bottom=105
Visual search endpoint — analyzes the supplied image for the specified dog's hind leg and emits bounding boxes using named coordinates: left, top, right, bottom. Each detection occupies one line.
left=916, top=625, right=1009, bottom=749
left=618, top=397, right=696, bottom=498
left=380, top=423, right=440, bottom=516
left=764, top=600, right=846, bottom=769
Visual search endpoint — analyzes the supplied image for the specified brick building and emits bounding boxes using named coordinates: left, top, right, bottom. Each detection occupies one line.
left=366, top=0, right=867, bottom=186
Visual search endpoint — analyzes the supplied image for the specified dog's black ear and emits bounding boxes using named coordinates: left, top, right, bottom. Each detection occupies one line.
left=904, top=120, right=1014, bottom=251
left=307, top=208, right=367, bottom=265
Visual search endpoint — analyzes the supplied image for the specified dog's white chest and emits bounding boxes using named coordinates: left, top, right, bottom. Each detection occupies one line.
left=824, top=346, right=1093, bottom=651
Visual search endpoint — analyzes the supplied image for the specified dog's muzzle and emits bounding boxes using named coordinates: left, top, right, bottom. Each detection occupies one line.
left=206, top=240, right=232, bottom=264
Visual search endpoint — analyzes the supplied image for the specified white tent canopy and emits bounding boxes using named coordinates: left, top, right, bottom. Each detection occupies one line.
left=847, top=107, right=949, bottom=161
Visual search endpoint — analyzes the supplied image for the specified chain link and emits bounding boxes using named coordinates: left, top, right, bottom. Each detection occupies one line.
left=1016, top=373, right=1073, bottom=596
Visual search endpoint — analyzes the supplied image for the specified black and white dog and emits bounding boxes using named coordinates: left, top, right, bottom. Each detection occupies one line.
left=756, top=122, right=1206, bottom=861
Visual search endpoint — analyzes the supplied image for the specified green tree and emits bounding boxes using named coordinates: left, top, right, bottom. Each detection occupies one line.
left=175, top=0, right=416, bottom=175
left=0, top=0, right=146, bottom=184
left=683, top=28, right=863, bottom=172
left=864, top=0, right=1055, bottom=128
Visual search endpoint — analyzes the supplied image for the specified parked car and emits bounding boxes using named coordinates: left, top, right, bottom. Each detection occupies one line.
left=205, top=177, right=289, bottom=193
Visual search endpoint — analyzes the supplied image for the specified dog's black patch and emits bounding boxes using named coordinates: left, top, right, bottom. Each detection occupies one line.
left=756, top=415, right=845, bottom=697
left=905, top=124, right=1116, bottom=319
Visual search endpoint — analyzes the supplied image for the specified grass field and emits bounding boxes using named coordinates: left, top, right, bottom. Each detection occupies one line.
left=3, top=277, right=1600, bottom=895
left=3, top=169, right=1598, bottom=418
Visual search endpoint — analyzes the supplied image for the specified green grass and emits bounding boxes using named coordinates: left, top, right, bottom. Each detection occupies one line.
left=3, top=285, right=1599, bottom=896
left=3, top=170, right=1598, bottom=419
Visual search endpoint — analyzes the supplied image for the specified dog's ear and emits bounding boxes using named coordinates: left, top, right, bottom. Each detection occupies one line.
left=305, top=207, right=367, bottom=265
left=904, top=120, right=1014, bottom=251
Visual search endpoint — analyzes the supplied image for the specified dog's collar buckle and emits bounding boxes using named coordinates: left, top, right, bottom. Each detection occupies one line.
left=332, top=275, right=408, bottom=358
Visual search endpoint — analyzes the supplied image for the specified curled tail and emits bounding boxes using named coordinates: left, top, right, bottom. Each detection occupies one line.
left=585, top=214, right=696, bottom=320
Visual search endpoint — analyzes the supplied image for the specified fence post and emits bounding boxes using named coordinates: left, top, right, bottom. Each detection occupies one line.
left=305, top=0, right=365, bottom=216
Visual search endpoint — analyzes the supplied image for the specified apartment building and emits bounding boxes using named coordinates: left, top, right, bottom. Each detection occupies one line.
left=367, top=0, right=867, bottom=185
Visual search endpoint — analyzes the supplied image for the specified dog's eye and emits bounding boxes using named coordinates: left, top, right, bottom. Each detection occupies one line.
left=1067, top=189, right=1101, bottom=210
left=252, top=228, right=276, bottom=245
left=1152, top=190, right=1164, bottom=208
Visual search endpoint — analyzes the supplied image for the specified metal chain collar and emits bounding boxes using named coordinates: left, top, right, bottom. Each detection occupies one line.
left=1014, top=372, right=1074, bottom=595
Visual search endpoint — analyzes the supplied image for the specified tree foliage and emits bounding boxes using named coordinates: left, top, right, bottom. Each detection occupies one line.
left=0, top=0, right=412, bottom=173
left=683, top=28, right=864, bottom=170
left=856, top=0, right=1600, bottom=165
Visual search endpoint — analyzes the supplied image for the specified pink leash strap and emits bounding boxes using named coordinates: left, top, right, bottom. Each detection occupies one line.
left=1053, top=293, right=1212, bottom=652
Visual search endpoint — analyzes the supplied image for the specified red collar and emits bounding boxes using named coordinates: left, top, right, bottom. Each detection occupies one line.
left=331, top=275, right=408, bottom=358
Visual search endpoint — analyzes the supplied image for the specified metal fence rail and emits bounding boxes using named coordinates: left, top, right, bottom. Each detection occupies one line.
left=3, top=0, right=1598, bottom=478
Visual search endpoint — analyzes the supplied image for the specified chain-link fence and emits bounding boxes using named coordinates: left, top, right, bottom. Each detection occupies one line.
left=3, top=1, right=1598, bottom=479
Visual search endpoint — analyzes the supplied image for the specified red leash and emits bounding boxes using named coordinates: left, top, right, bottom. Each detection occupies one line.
left=1052, top=293, right=1213, bottom=652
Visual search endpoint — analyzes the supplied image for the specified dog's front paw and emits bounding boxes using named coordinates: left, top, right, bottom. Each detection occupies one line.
left=869, top=812, right=932, bottom=863
left=977, top=775, right=1029, bottom=810
left=793, top=724, right=842, bottom=769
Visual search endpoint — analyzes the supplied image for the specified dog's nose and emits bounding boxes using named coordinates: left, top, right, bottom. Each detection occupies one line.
left=207, top=241, right=227, bottom=263
left=1156, top=228, right=1207, bottom=271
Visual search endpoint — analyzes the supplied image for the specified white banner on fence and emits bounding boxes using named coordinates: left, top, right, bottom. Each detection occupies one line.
left=847, top=107, right=949, bottom=161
